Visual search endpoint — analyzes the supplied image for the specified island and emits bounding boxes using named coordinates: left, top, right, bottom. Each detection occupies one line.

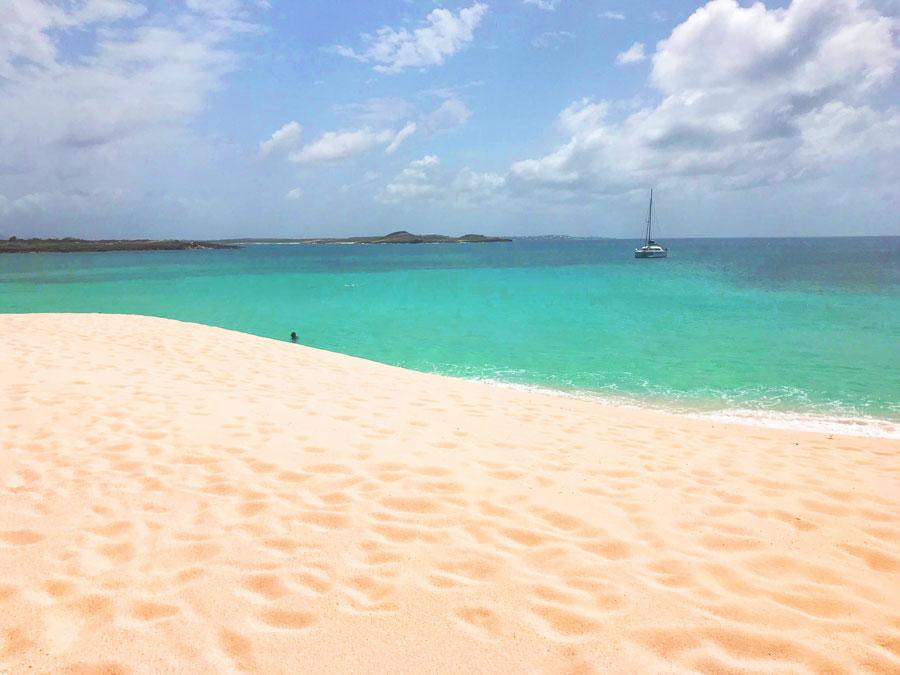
left=0, top=231, right=512, bottom=253
left=0, top=238, right=240, bottom=253
left=218, top=231, right=513, bottom=245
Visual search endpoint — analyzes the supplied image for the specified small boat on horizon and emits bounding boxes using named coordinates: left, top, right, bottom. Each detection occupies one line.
left=634, top=189, right=668, bottom=259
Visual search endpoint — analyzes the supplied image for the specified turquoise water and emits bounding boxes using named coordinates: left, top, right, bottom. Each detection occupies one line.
left=2, top=237, right=899, bottom=435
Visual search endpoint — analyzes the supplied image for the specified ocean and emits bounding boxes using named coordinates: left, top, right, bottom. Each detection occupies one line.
left=2, top=237, right=898, bottom=436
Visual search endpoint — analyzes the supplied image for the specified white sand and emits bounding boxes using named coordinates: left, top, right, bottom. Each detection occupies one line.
left=1, top=313, right=899, bottom=674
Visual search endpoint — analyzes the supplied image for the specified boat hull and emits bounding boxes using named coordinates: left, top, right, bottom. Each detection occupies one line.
left=634, top=249, right=667, bottom=258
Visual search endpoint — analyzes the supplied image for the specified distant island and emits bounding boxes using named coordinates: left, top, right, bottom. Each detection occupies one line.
left=0, top=231, right=512, bottom=253
left=219, top=231, right=513, bottom=245
left=0, top=237, right=240, bottom=254
left=512, top=234, right=609, bottom=241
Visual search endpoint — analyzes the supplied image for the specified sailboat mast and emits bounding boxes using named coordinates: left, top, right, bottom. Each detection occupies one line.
left=645, top=189, right=653, bottom=245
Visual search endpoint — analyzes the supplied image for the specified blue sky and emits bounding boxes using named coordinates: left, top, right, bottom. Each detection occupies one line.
left=0, top=0, right=898, bottom=239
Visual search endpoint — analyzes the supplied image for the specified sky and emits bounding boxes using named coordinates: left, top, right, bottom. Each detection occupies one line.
left=0, top=0, right=898, bottom=239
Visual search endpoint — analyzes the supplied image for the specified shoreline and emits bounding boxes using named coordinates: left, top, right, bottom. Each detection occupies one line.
left=464, top=377, right=900, bottom=439
left=3, top=313, right=899, bottom=673
left=3, top=309, right=896, bottom=439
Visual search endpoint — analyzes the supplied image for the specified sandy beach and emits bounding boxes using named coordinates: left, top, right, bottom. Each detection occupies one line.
left=1, top=313, right=899, bottom=674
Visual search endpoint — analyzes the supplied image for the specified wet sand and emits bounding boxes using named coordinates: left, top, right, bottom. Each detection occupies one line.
left=1, top=314, right=899, bottom=674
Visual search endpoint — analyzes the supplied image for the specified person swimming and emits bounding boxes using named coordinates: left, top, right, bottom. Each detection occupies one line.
left=290, top=332, right=298, bottom=342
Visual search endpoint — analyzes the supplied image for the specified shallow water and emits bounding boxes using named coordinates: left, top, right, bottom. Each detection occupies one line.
left=2, top=237, right=898, bottom=435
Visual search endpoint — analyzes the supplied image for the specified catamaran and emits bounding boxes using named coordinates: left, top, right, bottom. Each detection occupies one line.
left=634, top=189, right=668, bottom=259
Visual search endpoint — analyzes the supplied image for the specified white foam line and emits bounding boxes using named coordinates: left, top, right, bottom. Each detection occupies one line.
left=465, top=376, right=900, bottom=439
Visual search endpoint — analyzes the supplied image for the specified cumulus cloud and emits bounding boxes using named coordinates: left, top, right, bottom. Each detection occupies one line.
left=259, top=121, right=302, bottom=157
left=615, top=42, right=646, bottom=64
left=509, top=0, right=900, bottom=196
left=451, top=167, right=507, bottom=199
left=377, top=155, right=505, bottom=205
left=377, top=155, right=442, bottom=203
left=333, top=3, right=488, bottom=73
left=651, top=0, right=898, bottom=95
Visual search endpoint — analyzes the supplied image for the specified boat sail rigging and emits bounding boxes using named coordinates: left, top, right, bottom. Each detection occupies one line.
left=634, top=189, right=668, bottom=259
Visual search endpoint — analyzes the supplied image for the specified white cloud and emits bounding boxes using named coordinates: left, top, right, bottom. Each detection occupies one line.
left=377, top=155, right=441, bottom=203
left=385, top=122, right=417, bottom=154
left=186, top=0, right=241, bottom=17
left=1, top=1, right=66, bottom=77
left=0, top=187, right=129, bottom=220
left=509, top=0, right=900, bottom=197
left=615, top=42, right=646, bottom=65
left=74, top=0, right=147, bottom=23
left=602, top=11, right=625, bottom=20
left=290, top=129, right=387, bottom=163
left=51, top=26, right=236, bottom=148
left=186, top=0, right=231, bottom=10
left=524, top=0, right=560, bottom=10
left=184, top=0, right=259, bottom=34
left=422, top=97, right=471, bottom=130
left=451, top=167, right=506, bottom=199
left=259, top=121, right=302, bottom=157
left=377, top=155, right=505, bottom=205
left=532, top=31, right=576, bottom=49
left=333, top=3, right=488, bottom=73
left=278, top=96, right=470, bottom=166
left=287, top=123, right=421, bottom=163
left=652, top=0, right=898, bottom=95
left=0, top=0, right=146, bottom=73
left=0, top=0, right=250, bottom=221
left=285, top=187, right=301, bottom=200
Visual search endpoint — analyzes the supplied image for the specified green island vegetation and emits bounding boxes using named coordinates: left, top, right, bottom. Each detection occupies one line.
left=1, top=232, right=512, bottom=253
left=218, top=231, right=512, bottom=245
left=0, top=237, right=239, bottom=253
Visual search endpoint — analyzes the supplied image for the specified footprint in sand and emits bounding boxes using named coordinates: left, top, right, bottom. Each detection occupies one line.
left=531, top=604, right=600, bottom=636
left=260, top=608, right=317, bottom=630
left=242, top=573, right=290, bottom=600
left=454, top=606, right=504, bottom=639
left=0, top=530, right=44, bottom=546
left=133, top=601, right=180, bottom=622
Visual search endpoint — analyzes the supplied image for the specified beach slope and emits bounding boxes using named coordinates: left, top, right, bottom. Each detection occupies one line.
left=1, top=314, right=899, bottom=673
